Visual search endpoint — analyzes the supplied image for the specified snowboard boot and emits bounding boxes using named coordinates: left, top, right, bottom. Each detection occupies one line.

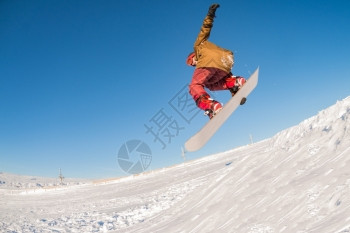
left=226, top=76, right=246, bottom=97
left=204, top=101, right=222, bottom=119
left=196, top=94, right=222, bottom=119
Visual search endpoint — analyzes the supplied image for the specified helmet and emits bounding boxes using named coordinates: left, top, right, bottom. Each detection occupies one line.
left=186, top=52, right=196, bottom=66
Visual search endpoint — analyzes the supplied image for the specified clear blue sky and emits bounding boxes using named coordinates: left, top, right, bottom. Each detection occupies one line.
left=1, top=0, right=349, bottom=179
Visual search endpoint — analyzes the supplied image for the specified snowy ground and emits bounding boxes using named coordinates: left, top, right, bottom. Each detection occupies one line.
left=0, top=172, right=88, bottom=190
left=1, top=96, right=350, bottom=233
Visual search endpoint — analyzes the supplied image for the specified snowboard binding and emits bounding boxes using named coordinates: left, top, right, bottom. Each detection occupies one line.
left=204, top=109, right=216, bottom=119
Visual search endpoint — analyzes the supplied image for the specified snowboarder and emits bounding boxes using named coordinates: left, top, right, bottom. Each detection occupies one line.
left=187, top=3, right=246, bottom=119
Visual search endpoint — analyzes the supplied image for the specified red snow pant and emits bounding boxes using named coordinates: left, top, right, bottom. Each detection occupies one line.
left=189, top=67, right=234, bottom=110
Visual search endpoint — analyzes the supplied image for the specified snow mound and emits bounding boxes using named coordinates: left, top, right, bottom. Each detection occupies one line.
left=270, top=97, right=350, bottom=153
left=1, top=96, right=350, bottom=232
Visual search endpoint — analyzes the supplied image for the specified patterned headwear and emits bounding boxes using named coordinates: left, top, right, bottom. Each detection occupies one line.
left=186, top=52, right=196, bottom=66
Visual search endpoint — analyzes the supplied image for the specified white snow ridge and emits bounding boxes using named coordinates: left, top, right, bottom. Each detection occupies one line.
left=1, top=96, right=350, bottom=233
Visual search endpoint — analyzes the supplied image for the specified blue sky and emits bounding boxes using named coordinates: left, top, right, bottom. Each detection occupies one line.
left=1, top=0, right=349, bottom=179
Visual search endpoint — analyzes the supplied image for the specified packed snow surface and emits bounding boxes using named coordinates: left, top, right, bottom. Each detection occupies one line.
left=1, top=97, right=350, bottom=232
left=0, top=173, right=87, bottom=190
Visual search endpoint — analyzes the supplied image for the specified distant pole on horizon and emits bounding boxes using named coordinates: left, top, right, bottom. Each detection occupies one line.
left=59, top=168, right=65, bottom=185
left=249, top=134, right=254, bottom=144
left=181, top=147, right=186, bottom=161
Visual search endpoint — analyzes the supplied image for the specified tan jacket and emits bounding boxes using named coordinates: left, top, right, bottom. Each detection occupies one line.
left=194, top=16, right=234, bottom=73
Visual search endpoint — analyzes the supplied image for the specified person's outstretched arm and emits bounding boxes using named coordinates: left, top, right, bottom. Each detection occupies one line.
left=194, top=4, right=220, bottom=49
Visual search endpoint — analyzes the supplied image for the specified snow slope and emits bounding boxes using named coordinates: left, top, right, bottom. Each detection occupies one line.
left=0, top=172, right=88, bottom=190
left=1, top=97, right=350, bottom=233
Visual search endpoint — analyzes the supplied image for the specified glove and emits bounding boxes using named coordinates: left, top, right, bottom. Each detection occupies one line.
left=207, top=3, right=220, bottom=18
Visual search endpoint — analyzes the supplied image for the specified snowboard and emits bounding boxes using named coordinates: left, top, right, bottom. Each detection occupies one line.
left=185, top=67, right=259, bottom=152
